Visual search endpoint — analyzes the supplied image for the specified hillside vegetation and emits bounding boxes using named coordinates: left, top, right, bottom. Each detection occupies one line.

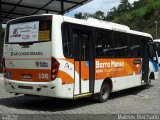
left=74, top=0, right=160, bottom=39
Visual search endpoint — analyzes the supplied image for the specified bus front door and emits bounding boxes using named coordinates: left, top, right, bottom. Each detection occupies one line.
left=73, top=29, right=94, bottom=95
left=141, top=40, right=149, bottom=83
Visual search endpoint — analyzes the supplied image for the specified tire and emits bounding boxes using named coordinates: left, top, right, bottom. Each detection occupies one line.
left=148, top=79, right=151, bottom=86
left=98, top=82, right=110, bottom=103
left=144, top=79, right=151, bottom=89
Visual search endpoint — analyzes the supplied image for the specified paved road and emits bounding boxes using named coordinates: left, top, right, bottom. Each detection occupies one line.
left=0, top=77, right=160, bottom=120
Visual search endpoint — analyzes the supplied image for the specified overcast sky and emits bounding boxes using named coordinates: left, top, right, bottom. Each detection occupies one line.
left=65, top=0, right=138, bottom=17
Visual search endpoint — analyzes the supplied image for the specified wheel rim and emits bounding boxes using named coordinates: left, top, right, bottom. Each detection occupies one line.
left=101, top=85, right=109, bottom=100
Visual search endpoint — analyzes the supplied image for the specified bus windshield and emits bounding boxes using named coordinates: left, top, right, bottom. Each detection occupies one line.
left=6, top=16, right=52, bottom=44
left=156, top=42, right=160, bottom=56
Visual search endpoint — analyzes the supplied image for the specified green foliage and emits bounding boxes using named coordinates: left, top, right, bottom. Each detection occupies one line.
left=74, top=11, right=105, bottom=20
left=91, top=11, right=105, bottom=20
left=118, top=0, right=131, bottom=12
left=74, top=0, right=160, bottom=39
left=74, top=12, right=88, bottom=19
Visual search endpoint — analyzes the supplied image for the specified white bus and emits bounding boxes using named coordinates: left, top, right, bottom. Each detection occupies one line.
left=153, top=39, right=160, bottom=61
left=2, top=14, right=158, bottom=102
left=153, top=39, right=160, bottom=78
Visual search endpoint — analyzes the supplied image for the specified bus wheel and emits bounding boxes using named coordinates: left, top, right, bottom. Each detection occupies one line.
left=148, top=79, right=151, bottom=86
left=98, top=82, right=110, bottom=103
left=144, top=79, right=152, bottom=89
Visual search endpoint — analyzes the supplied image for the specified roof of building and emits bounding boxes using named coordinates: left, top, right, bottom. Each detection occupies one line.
left=1, top=0, right=92, bottom=23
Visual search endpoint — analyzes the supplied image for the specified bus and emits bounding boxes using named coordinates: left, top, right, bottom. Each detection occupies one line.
left=153, top=39, right=160, bottom=61
left=2, top=14, right=158, bottom=102
left=153, top=39, right=160, bottom=78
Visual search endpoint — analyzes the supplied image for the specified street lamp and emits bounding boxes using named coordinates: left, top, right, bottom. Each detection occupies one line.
left=155, top=20, right=158, bottom=39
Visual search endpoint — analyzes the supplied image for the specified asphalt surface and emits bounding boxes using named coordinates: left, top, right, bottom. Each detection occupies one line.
left=0, top=75, right=160, bottom=120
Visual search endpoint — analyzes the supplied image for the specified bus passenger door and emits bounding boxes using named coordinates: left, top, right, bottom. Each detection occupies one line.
left=141, top=40, right=149, bottom=83
left=72, top=28, right=94, bottom=95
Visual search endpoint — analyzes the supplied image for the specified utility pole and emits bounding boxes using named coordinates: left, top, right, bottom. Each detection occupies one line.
left=0, top=0, right=2, bottom=73
left=155, top=20, right=158, bottom=39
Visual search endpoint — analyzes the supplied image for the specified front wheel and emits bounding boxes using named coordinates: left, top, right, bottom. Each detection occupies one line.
left=98, top=82, right=110, bottom=103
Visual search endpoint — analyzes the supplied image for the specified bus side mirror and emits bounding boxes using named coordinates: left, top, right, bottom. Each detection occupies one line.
left=149, top=43, right=156, bottom=57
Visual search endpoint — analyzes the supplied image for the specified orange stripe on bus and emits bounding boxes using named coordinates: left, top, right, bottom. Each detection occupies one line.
left=95, top=58, right=142, bottom=80
left=57, top=70, right=74, bottom=84
left=6, top=68, right=51, bottom=82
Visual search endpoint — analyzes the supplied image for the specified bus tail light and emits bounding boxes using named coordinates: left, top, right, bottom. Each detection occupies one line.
left=1, top=58, right=6, bottom=78
left=51, top=57, right=60, bottom=80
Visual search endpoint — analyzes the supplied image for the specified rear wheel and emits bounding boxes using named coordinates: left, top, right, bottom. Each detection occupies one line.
left=146, top=79, right=152, bottom=88
left=98, top=82, right=110, bottom=103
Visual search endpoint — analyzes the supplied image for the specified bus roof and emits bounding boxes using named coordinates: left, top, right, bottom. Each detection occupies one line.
left=153, top=39, right=160, bottom=42
left=63, top=15, right=152, bottom=39
left=7, top=14, right=153, bottom=39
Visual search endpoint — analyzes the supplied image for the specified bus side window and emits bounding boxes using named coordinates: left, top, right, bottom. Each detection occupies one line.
left=72, top=33, right=79, bottom=60
left=156, top=42, right=160, bottom=57
left=95, top=30, right=114, bottom=58
left=149, top=42, right=158, bottom=63
left=80, top=34, right=89, bottom=60
left=128, top=34, right=141, bottom=58
left=113, top=31, right=128, bottom=57
left=62, top=24, right=73, bottom=58
left=72, top=29, right=90, bottom=61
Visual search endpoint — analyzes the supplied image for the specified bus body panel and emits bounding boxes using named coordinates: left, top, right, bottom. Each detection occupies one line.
left=149, top=60, right=159, bottom=80
left=51, top=15, right=64, bottom=58
left=4, top=42, right=52, bottom=82
left=153, top=39, right=160, bottom=79
left=112, top=75, right=142, bottom=92
left=94, top=58, right=142, bottom=92
left=3, top=15, right=75, bottom=99
left=57, top=59, right=74, bottom=97
left=3, top=14, right=156, bottom=100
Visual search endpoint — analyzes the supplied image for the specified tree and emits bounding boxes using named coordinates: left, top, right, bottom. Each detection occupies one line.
left=74, top=11, right=105, bottom=20
left=73, top=0, right=160, bottom=39
left=74, top=12, right=92, bottom=19
left=106, top=7, right=118, bottom=20
left=74, top=12, right=86, bottom=19
left=132, top=0, right=147, bottom=9
left=118, top=0, right=131, bottom=12
left=92, top=11, right=105, bottom=20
